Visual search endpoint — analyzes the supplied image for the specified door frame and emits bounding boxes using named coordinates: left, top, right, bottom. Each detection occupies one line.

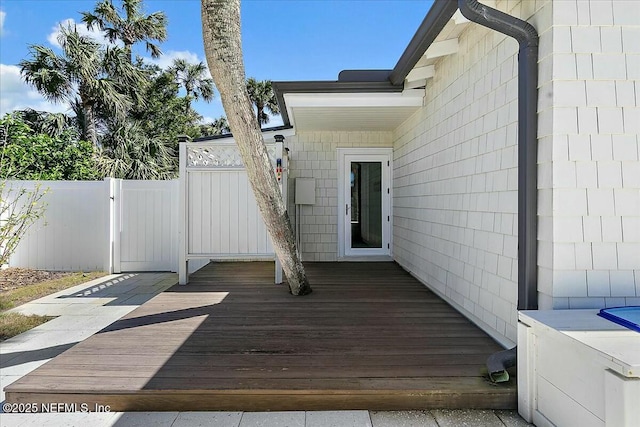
left=337, top=148, right=393, bottom=259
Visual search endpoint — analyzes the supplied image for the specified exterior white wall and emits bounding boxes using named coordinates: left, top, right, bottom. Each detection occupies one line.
left=392, top=0, right=552, bottom=346
left=7, top=180, right=110, bottom=271
left=286, top=131, right=393, bottom=261
left=538, top=0, right=640, bottom=310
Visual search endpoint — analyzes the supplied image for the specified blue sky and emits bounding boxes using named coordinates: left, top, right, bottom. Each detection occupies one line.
left=0, top=0, right=433, bottom=124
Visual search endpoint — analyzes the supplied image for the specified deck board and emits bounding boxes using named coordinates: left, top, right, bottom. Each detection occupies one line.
left=4, top=262, right=516, bottom=411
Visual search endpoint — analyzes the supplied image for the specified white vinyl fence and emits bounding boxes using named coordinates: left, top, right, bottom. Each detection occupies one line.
left=4, top=179, right=180, bottom=272
left=4, top=141, right=286, bottom=276
left=178, top=140, right=287, bottom=284
left=5, top=180, right=111, bottom=272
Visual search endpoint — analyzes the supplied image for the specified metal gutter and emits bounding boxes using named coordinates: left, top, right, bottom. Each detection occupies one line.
left=338, top=69, right=393, bottom=82
left=388, top=0, right=459, bottom=85
left=457, top=0, right=539, bottom=311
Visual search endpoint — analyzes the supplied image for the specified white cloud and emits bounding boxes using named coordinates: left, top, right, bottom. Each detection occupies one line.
left=47, top=18, right=113, bottom=49
left=265, top=112, right=284, bottom=128
left=0, top=10, right=6, bottom=37
left=145, top=50, right=204, bottom=70
left=0, top=64, right=70, bottom=116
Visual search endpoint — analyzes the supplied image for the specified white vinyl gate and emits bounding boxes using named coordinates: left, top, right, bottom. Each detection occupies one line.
left=113, top=180, right=178, bottom=272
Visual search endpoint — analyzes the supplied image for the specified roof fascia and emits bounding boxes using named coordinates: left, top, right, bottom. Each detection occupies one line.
left=389, top=0, right=459, bottom=85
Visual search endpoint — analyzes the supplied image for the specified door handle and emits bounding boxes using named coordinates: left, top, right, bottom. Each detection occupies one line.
left=345, top=204, right=350, bottom=216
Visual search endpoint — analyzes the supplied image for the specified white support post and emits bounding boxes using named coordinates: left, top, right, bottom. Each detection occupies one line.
left=274, top=136, right=285, bottom=284
left=105, top=178, right=115, bottom=274
left=104, top=177, right=122, bottom=274
left=178, top=140, right=189, bottom=284
left=517, top=317, right=536, bottom=423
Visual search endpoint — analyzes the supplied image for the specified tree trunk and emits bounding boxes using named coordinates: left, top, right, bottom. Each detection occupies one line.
left=200, top=0, right=311, bottom=295
left=83, top=102, right=98, bottom=148
left=256, top=102, right=262, bottom=126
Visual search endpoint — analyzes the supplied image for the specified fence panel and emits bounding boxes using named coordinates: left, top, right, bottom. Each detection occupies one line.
left=117, top=180, right=178, bottom=272
left=6, top=181, right=109, bottom=271
left=187, top=171, right=272, bottom=257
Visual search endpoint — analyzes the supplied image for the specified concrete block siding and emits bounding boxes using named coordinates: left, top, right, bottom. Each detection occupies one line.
left=286, top=131, right=393, bottom=261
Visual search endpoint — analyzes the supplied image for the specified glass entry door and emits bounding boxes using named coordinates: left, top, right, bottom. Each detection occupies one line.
left=341, top=151, right=391, bottom=257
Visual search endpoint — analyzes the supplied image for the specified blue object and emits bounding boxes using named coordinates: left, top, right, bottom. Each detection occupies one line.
left=598, top=306, right=640, bottom=332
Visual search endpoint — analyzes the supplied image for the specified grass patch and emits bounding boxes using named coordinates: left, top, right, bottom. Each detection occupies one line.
left=0, top=271, right=107, bottom=311
left=0, top=271, right=107, bottom=341
left=0, top=312, right=53, bottom=341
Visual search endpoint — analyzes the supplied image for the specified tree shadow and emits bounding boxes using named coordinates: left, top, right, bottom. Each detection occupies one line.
left=1, top=342, right=78, bottom=369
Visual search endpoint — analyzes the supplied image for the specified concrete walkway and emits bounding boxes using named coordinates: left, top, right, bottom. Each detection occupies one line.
left=0, top=272, right=532, bottom=427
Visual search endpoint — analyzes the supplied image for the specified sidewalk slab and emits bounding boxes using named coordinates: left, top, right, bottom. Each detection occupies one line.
left=239, top=411, right=305, bottom=427
left=306, top=411, right=372, bottom=427
left=370, top=411, right=438, bottom=427
left=173, top=411, right=243, bottom=427
left=431, top=409, right=506, bottom=427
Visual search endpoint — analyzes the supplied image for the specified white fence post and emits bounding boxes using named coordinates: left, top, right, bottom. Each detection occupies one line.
left=112, top=178, right=123, bottom=273
left=105, top=178, right=115, bottom=273
left=179, top=141, right=189, bottom=284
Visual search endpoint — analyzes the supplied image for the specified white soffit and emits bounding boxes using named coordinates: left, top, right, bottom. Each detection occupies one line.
left=404, top=2, right=493, bottom=88
left=284, top=92, right=423, bottom=131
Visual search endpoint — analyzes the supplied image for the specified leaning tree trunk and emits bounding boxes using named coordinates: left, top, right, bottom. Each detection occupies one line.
left=201, top=0, right=311, bottom=295
left=83, top=102, right=98, bottom=148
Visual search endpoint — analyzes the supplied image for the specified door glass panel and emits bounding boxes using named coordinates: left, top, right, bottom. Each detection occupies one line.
left=350, top=162, right=382, bottom=249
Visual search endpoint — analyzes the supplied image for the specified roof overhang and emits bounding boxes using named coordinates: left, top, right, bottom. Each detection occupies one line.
left=271, top=0, right=470, bottom=133
left=281, top=91, right=423, bottom=132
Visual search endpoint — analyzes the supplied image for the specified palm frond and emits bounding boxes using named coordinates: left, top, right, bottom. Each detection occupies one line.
left=82, top=0, right=167, bottom=61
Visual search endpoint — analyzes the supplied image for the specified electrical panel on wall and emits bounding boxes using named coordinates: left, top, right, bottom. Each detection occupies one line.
left=295, top=178, right=315, bottom=205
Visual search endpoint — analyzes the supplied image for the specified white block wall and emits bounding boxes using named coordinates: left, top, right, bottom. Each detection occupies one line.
left=392, top=0, right=552, bottom=346
left=538, top=0, right=640, bottom=310
left=286, top=131, right=393, bottom=261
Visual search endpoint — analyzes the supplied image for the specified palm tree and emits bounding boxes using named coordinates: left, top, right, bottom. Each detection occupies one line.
left=96, top=120, right=176, bottom=180
left=20, top=25, right=146, bottom=147
left=169, top=59, right=215, bottom=113
left=200, top=116, right=230, bottom=136
left=82, top=0, right=167, bottom=63
left=202, top=0, right=311, bottom=295
left=14, top=109, right=79, bottom=139
left=210, top=116, right=230, bottom=135
left=246, top=78, right=280, bottom=127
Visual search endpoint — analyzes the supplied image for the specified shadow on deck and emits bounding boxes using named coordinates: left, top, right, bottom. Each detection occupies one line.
left=4, top=262, right=516, bottom=411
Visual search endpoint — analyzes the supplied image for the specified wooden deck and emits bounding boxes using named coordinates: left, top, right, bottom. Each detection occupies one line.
left=5, top=262, right=516, bottom=411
